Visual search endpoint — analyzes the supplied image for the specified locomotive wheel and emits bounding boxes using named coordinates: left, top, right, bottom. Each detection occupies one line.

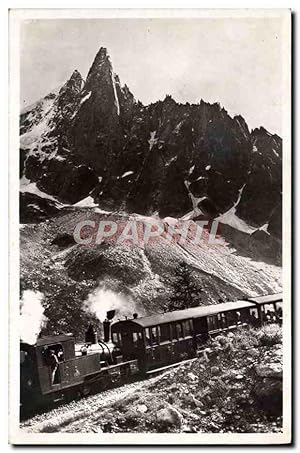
left=81, top=382, right=91, bottom=397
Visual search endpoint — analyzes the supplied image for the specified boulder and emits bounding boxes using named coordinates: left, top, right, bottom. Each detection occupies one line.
left=156, top=407, right=182, bottom=431
left=211, top=366, right=220, bottom=375
left=136, top=404, right=148, bottom=414
left=255, top=363, right=282, bottom=379
left=253, top=378, right=282, bottom=415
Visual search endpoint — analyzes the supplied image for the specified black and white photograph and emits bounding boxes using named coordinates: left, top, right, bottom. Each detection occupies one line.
left=9, top=8, right=291, bottom=445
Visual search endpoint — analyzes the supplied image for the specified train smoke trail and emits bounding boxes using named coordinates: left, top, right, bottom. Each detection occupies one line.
left=83, top=284, right=142, bottom=322
left=20, top=290, right=48, bottom=344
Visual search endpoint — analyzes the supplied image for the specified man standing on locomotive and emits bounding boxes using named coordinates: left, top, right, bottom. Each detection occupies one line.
left=48, top=349, right=59, bottom=385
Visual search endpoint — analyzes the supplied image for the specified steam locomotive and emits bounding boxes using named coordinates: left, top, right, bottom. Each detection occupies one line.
left=20, top=293, right=282, bottom=415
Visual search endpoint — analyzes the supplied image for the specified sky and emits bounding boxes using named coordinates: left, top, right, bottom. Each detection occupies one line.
left=20, top=17, right=284, bottom=135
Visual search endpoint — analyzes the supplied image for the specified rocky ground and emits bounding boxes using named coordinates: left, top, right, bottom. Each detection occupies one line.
left=21, top=324, right=282, bottom=434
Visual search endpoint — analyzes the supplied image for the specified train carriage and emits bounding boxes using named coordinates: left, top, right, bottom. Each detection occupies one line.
left=111, top=299, right=258, bottom=372
left=247, top=293, right=283, bottom=325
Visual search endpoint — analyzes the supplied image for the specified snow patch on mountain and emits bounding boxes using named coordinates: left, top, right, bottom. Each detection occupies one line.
left=217, top=185, right=256, bottom=234
left=94, top=208, right=112, bottom=215
left=165, top=156, right=177, bottom=167
left=52, top=155, right=66, bottom=162
left=73, top=196, right=98, bottom=208
left=189, top=165, right=195, bottom=175
left=20, top=100, right=56, bottom=151
left=111, top=72, right=120, bottom=115
left=121, top=171, right=134, bottom=178
left=148, top=131, right=157, bottom=151
left=20, top=176, right=63, bottom=205
left=80, top=91, right=92, bottom=105
left=258, top=223, right=270, bottom=235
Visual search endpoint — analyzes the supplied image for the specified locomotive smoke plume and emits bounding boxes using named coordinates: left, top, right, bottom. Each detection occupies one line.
left=20, top=290, right=48, bottom=344
left=83, top=285, right=142, bottom=322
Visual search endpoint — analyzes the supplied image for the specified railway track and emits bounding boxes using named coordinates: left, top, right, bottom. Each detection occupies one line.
left=20, top=359, right=190, bottom=433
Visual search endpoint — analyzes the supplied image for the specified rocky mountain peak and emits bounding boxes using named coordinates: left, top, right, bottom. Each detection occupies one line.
left=56, top=69, right=84, bottom=107
left=85, top=46, right=112, bottom=88
left=163, top=94, right=176, bottom=105
left=19, top=46, right=282, bottom=242
left=66, top=69, right=84, bottom=89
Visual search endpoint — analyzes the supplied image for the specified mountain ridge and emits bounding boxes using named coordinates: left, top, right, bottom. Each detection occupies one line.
left=20, top=46, right=282, bottom=240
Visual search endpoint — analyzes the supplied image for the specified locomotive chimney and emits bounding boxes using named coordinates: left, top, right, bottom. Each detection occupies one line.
left=133, top=313, right=138, bottom=319
left=103, top=319, right=110, bottom=343
left=103, top=310, right=115, bottom=343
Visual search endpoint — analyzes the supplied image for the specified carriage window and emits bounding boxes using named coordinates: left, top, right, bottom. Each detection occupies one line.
left=133, top=332, right=143, bottom=344
left=112, top=332, right=122, bottom=346
left=42, top=344, right=63, bottom=385
left=263, top=304, right=276, bottom=314
left=171, top=323, right=177, bottom=340
left=240, top=308, right=250, bottom=323
left=275, top=302, right=282, bottom=316
left=145, top=328, right=151, bottom=345
left=157, top=326, right=161, bottom=340
left=182, top=320, right=192, bottom=337
left=151, top=327, right=158, bottom=345
left=193, top=317, right=208, bottom=335
left=176, top=322, right=184, bottom=339
left=217, top=313, right=227, bottom=328
left=227, top=311, right=238, bottom=327
left=250, top=308, right=259, bottom=318
left=42, top=344, right=64, bottom=366
left=160, top=324, right=170, bottom=342
left=262, top=304, right=277, bottom=323
left=207, top=315, right=219, bottom=331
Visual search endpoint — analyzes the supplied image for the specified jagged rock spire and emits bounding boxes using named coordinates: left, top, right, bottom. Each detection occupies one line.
left=58, top=69, right=84, bottom=100
left=85, top=47, right=112, bottom=85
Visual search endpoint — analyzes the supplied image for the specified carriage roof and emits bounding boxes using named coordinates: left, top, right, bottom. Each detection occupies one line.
left=247, top=293, right=283, bottom=305
left=112, top=300, right=255, bottom=329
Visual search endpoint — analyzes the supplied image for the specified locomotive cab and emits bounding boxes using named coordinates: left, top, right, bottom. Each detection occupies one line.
left=20, top=342, right=40, bottom=411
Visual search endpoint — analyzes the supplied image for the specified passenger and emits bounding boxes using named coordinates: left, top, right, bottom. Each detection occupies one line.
left=270, top=311, right=277, bottom=323
left=57, top=349, right=64, bottom=362
left=275, top=308, right=282, bottom=324
left=81, top=345, right=88, bottom=356
left=277, top=307, right=283, bottom=321
left=263, top=311, right=271, bottom=323
left=49, top=349, right=59, bottom=385
left=145, top=333, right=151, bottom=345
left=250, top=312, right=259, bottom=327
left=266, top=310, right=272, bottom=323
